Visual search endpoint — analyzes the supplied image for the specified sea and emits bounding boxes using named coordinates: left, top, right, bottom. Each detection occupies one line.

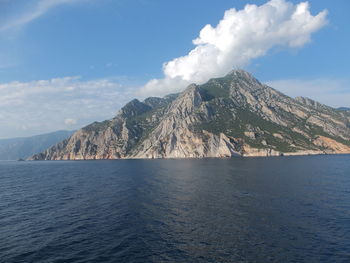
left=0, top=155, right=349, bottom=263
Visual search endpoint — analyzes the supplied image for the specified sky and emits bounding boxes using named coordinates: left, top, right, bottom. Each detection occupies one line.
left=0, top=0, right=349, bottom=138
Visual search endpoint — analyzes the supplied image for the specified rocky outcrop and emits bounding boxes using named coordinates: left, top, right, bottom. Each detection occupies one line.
left=313, top=136, right=350, bottom=153
left=29, top=70, right=350, bottom=160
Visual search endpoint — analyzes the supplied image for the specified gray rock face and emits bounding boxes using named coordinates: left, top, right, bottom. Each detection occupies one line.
left=29, top=70, right=350, bottom=160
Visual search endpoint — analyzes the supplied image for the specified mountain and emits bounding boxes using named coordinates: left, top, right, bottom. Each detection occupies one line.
left=30, top=70, right=350, bottom=160
left=0, top=130, right=74, bottom=160
left=338, top=107, right=350, bottom=112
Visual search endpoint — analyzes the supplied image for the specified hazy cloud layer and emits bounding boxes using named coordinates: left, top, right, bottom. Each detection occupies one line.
left=140, top=0, right=328, bottom=96
left=0, top=77, right=134, bottom=138
left=266, top=78, right=350, bottom=108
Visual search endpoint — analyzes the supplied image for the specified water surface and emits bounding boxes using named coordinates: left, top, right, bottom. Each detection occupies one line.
left=0, top=155, right=349, bottom=262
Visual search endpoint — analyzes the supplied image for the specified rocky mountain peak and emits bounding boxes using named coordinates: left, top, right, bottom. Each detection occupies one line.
left=226, top=69, right=254, bottom=78
left=118, top=99, right=152, bottom=118
left=168, top=84, right=203, bottom=117
left=143, top=97, right=166, bottom=108
left=29, top=70, right=350, bottom=160
left=226, top=69, right=261, bottom=85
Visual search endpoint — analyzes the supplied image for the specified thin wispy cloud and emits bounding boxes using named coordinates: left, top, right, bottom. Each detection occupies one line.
left=0, top=0, right=85, bottom=32
left=266, top=78, right=350, bottom=108
left=0, top=76, right=134, bottom=138
left=139, top=0, right=328, bottom=96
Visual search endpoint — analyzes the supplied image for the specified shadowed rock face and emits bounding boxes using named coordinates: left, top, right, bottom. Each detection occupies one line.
left=29, top=70, right=350, bottom=160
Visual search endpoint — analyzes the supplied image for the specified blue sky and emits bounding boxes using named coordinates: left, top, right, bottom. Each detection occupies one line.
left=0, top=0, right=349, bottom=138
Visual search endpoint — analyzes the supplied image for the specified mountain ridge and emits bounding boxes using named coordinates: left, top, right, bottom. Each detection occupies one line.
left=29, top=70, right=350, bottom=160
left=0, top=130, right=74, bottom=160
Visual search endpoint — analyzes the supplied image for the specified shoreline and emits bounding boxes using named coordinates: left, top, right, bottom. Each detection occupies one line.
left=26, top=151, right=350, bottom=161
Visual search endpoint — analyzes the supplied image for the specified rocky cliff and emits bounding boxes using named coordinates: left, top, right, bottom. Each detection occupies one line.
left=30, top=70, right=350, bottom=160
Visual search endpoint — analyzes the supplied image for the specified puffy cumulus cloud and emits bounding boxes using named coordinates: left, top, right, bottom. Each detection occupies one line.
left=140, top=0, right=328, bottom=96
left=266, top=78, right=350, bottom=108
left=0, top=77, right=134, bottom=138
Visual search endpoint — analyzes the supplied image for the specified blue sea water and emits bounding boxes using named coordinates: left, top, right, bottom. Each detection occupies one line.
left=0, top=155, right=350, bottom=263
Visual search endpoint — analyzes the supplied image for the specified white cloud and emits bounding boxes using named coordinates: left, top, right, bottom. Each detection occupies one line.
left=0, top=76, right=135, bottom=138
left=139, top=0, right=328, bottom=96
left=266, top=78, right=350, bottom=108
left=64, top=118, right=77, bottom=126
left=0, top=0, right=86, bottom=32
